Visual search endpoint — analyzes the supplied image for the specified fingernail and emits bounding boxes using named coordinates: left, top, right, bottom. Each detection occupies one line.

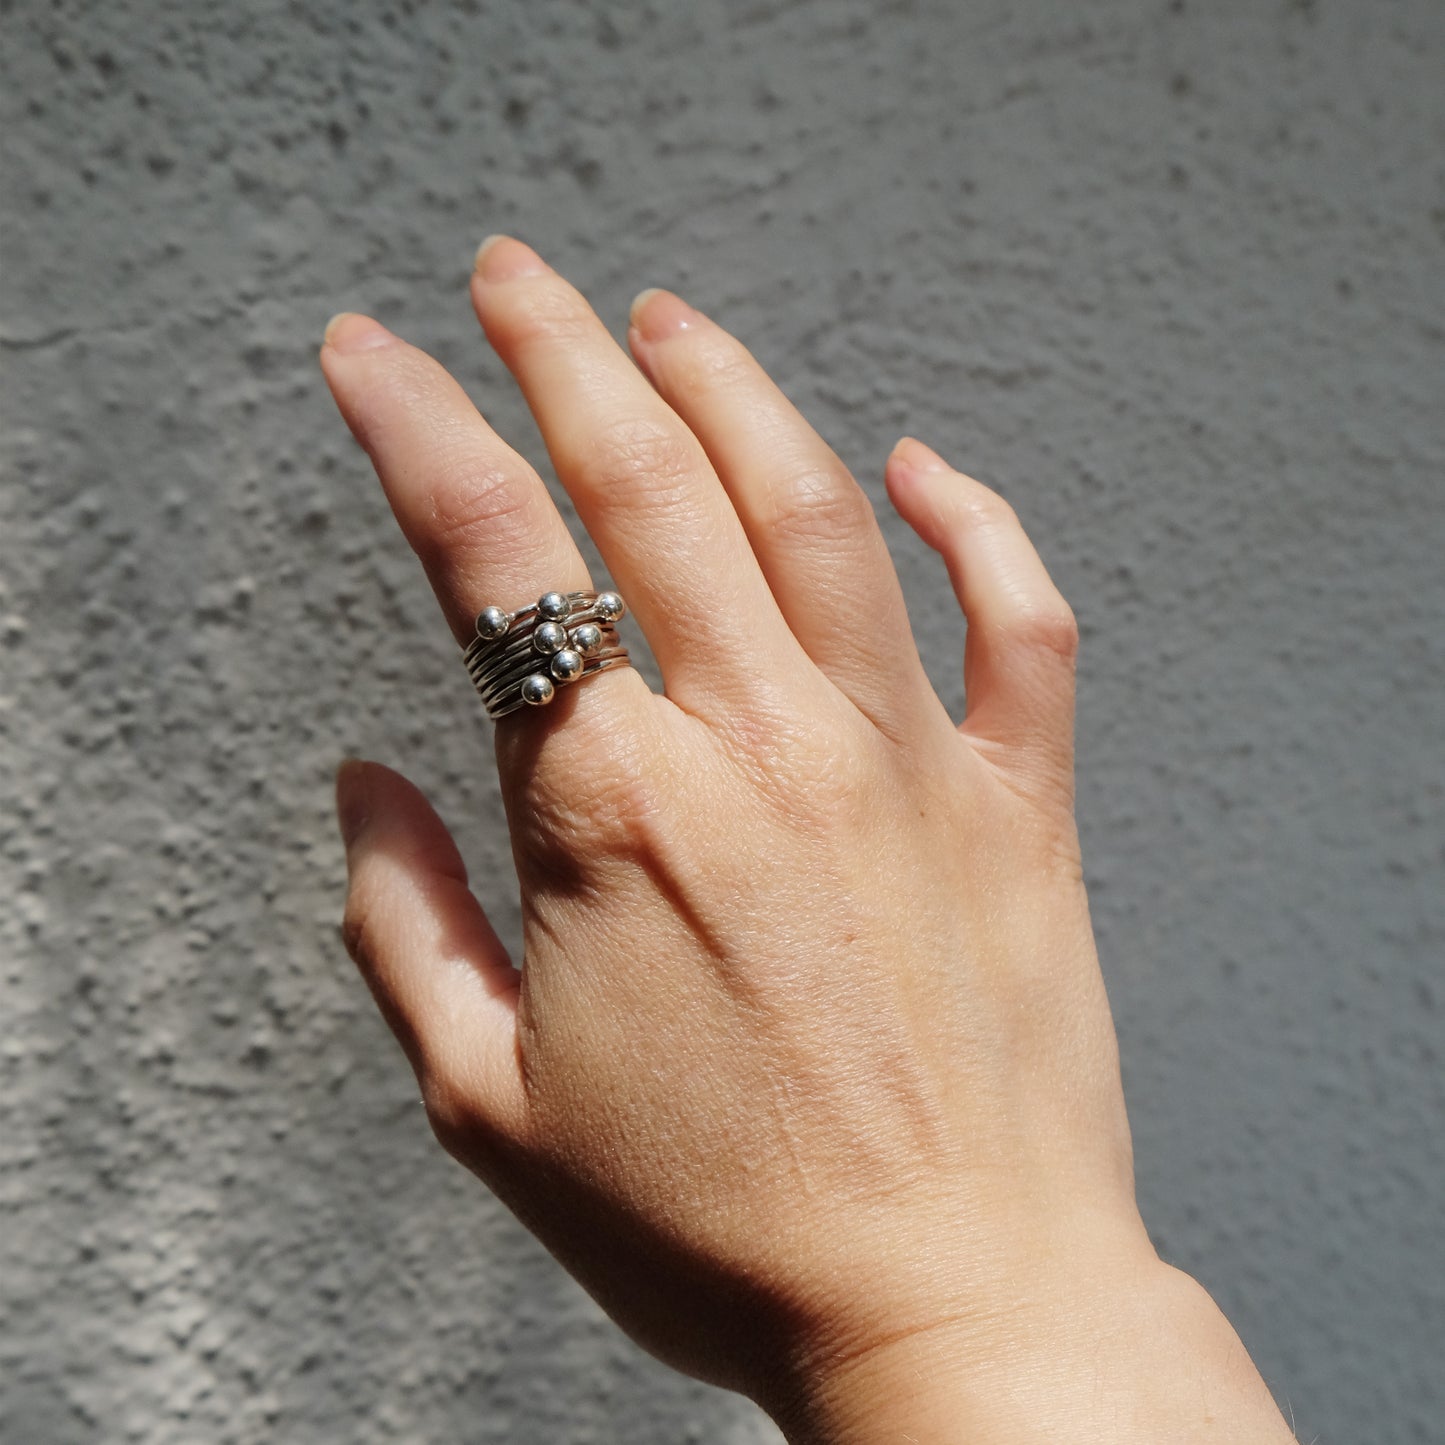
left=628, top=288, right=699, bottom=343
left=336, top=760, right=373, bottom=846
left=891, top=436, right=951, bottom=476
left=473, top=234, right=549, bottom=281
left=324, top=313, right=397, bottom=354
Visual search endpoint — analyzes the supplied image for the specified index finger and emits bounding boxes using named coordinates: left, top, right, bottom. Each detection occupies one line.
left=319, top=311, right=592, bottom=647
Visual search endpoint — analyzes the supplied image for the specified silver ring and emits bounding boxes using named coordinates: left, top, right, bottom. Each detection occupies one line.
left=464, top=590, right=631, bottom=719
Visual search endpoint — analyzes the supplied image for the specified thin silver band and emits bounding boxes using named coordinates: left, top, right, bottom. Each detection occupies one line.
left=463, top=589, right=631, bottom=720
left=484, top=654, right=633, bottom=717
left=465, top=628, right=624, bottom=684
left=471, top=642, right=629, bottom=707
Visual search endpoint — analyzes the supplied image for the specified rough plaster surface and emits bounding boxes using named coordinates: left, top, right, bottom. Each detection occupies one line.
left=2, top=0, right=1442, bottom=1440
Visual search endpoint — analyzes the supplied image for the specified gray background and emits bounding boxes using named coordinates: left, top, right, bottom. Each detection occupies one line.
left=2, top=0, right=1441, bottom=1440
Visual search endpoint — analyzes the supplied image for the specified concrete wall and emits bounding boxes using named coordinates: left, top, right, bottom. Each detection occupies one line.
left=3, top=1, right=1441, bottom=1440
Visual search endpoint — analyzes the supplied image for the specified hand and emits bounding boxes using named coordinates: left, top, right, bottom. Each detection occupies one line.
left=320, top=237, right=1294, bottom=1441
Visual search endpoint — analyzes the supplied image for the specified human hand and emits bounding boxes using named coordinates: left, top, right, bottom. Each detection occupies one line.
left=320, top=237, right=1294, bottom=1442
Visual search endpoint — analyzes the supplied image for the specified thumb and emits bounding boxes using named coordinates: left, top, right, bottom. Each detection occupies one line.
left=336, top=759, right=526, bottom=1142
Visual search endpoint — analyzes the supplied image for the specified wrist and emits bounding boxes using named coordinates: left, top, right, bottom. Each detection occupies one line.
left=760, top=1241, right=1294, bottom=1444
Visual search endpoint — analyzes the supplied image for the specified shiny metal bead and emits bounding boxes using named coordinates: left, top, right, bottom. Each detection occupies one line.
left=475, top=605, right=510, bottom=641
left=462, top=586, right=633, bottom=719
left=549, top=648, right=584, bottom=682
left=520, top=673, right=556, bottom=706
left=570, top=621, right=603, bottom=656
left=533, top=620, right=568, bottom=654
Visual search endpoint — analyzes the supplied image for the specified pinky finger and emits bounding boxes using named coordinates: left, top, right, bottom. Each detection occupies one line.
left=336, top=759, right=527, bottom=1148
left=885, top=438, right=1079, bottom=782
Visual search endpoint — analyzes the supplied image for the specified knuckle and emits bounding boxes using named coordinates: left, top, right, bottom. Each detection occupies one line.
left=1013, top=795, right=1085, bottom=877
left=582, top=415, right=700, bottom=502
left=421, top=1072, right=476, bottom=1158
left=672, top=335, right=758, bottom=401
left=733, top=695, right=877, bottom=824
left=339, top=893, right=376, bottom=971
left=957, top=486, right=1020, bottom=536
left=777, top=748, right=857, bottom=821
left=584, top=766, right=669, bottom=857
left=500, top=704, right=671, bottom=873
left=424, top=453, right=535, bottom=553
left=1007, top=601, right=1079, bottom=662
left=521, top=742, right=665, bottom=862
left=488, top=280, right=595, bottom=350
left=764, top=460, right=874, bottom=545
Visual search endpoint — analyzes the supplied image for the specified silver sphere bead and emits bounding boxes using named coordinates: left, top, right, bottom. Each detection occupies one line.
left=475, top=605, right=510, bottom=641
left=594, top=591, right=626, bottom=623
left=533, top=619, right=568, bottom=654
left=537, top=591, right=571, bottom=622
left=520, top=673, right=556, bottom=706
left=549, top=648, right=584, bottom=682
left=570, top=621, right=603, bottom=656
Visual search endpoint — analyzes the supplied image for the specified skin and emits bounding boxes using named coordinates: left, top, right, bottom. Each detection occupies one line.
left=319, top=236, right=1297, bottom=1442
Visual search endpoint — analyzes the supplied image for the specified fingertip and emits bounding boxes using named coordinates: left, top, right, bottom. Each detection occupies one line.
left=473, top=233, right=549, bottom=282
left=322, top=312, right=399, bottom=355
left=888, top=435, right=952, bottom=482
left=628, top=287, right=699, bottom=343
left=885, top=438, right=948, bottom=541
left=336, top=758, right=385, bottom=849
left=629, top=286, right=665, bottom=323
left=334, top=759, right=469, bottom=883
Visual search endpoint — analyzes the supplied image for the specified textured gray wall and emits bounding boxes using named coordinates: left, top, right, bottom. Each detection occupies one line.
left=3, top=0, right=1442, bottom=1440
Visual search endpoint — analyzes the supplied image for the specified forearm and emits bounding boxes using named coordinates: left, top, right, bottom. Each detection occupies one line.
left=767, top=1259, right=1296, bottom=1445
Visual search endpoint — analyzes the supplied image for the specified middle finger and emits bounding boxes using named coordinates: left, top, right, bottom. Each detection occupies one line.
left=471, top=237, right=802, bottom=721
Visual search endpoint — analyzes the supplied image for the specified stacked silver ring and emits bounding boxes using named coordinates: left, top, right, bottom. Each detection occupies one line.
left=463, top=589, right=631, bottom=719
